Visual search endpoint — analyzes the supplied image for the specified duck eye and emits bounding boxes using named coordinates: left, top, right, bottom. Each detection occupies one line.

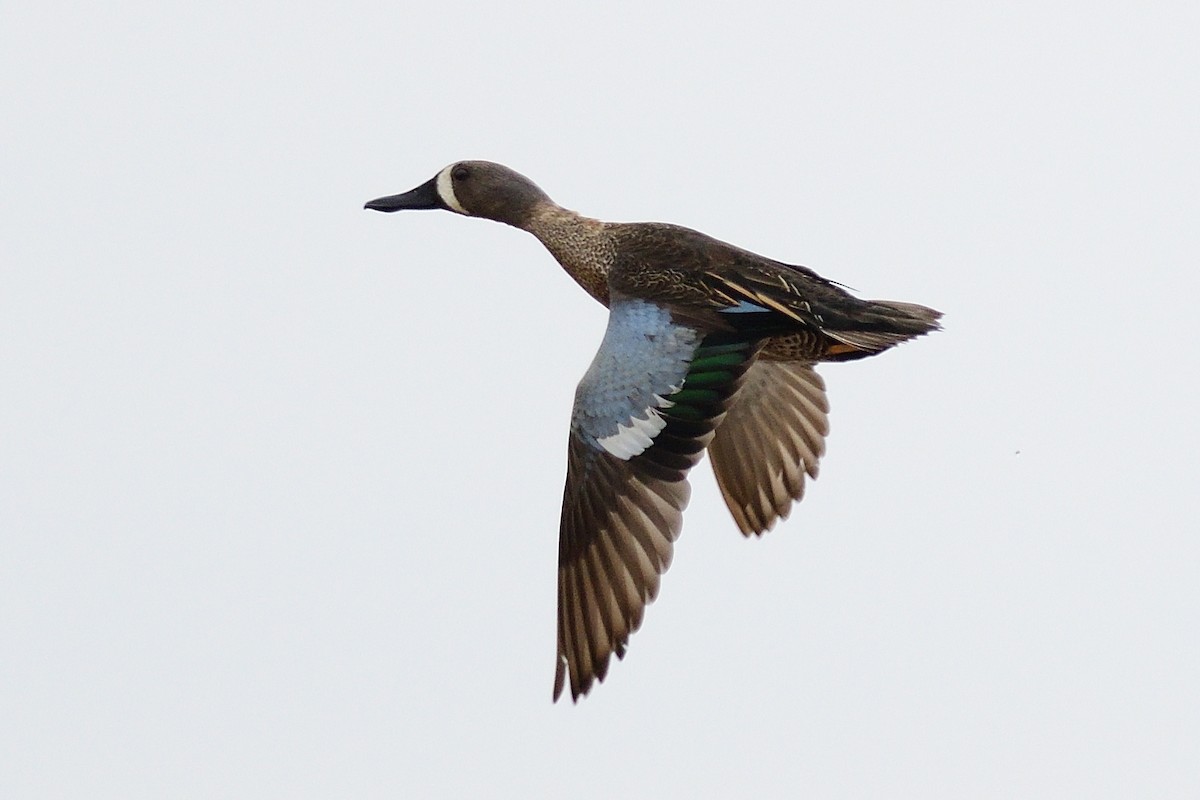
left=452, top=166, right=470, bottom=181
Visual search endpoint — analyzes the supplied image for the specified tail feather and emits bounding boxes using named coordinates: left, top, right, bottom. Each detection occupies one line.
left=823, top=300, right=942, bottom=354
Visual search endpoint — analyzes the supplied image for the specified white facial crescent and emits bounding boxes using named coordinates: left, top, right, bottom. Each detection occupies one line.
left=435, top=165, right=468, bottom=214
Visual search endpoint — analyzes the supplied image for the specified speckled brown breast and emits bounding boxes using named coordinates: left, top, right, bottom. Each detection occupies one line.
left=526, top=208, right=616, bottom=306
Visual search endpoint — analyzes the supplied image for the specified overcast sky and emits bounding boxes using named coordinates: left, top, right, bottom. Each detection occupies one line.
left=3, top=1, right=1198, bottom=797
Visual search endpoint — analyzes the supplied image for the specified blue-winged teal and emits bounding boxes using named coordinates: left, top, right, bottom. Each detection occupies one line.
left=366, top=161, right=941, bottom=701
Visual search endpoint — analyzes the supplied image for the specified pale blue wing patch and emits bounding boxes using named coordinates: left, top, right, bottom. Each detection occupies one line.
left=572, top=298, right=702, bottom=460
left=718, top=299, right=770, bottom=314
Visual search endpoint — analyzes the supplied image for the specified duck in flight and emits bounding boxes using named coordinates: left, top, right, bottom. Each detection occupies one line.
left=366, top=161, right=941, bottom=701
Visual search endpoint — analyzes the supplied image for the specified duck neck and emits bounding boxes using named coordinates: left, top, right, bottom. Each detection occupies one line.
left=521, top=205, right=615, bottom=307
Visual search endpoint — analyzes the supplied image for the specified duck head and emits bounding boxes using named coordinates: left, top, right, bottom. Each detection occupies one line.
left=365, top=161, right=552, bottom=228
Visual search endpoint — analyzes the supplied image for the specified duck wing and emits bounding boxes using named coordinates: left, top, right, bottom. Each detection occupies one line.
left=707, top=360, right=829, bottom=535
left=555, top=296, right=757, bottom=701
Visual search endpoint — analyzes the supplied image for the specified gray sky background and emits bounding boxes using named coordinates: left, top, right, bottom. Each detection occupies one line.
left=3, top=2, right=1197, bottom=797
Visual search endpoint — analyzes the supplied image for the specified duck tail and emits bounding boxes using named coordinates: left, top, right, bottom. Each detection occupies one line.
left=821, top=300, right=942, bottom=359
